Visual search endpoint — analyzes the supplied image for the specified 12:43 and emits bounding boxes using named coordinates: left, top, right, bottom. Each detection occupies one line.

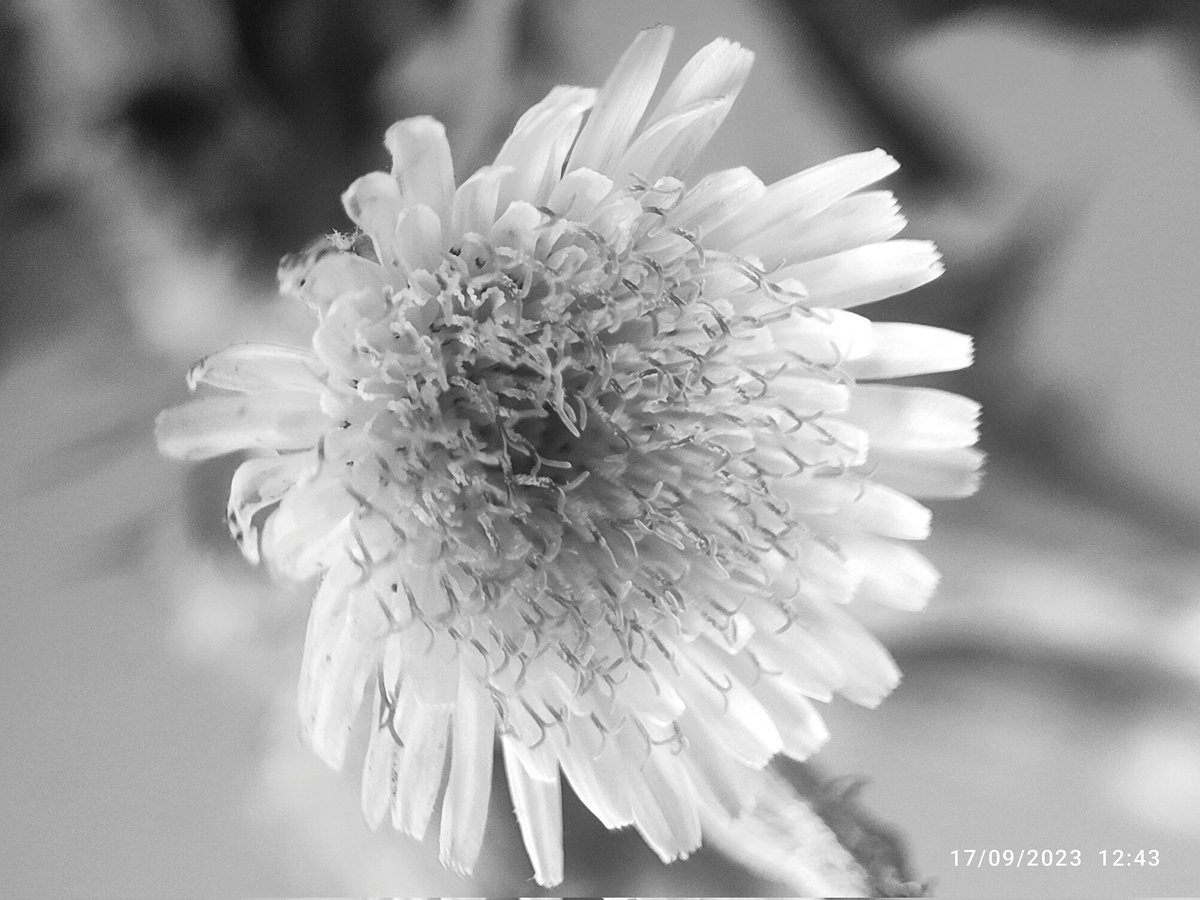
left=1099, top=850, right=1160, bottom=867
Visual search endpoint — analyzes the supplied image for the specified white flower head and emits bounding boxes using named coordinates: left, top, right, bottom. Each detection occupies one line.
left=158, top=27, right=981, bottom=887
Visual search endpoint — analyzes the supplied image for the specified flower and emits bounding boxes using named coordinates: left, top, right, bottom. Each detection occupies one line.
left=157, top=26, right=981, bottom=888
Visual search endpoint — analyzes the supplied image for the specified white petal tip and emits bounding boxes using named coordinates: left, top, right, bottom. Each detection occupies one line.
left=383, top=115, right=446, bottom=150
left=902, top=239, right=945, bottom=283
left=437, top=852, right=475, bottom=878
left=869, top=147, right=901, bottom=176
left=846, top=324, right=975, bottom=379
left=848, top=677, right=901, bottom=709
left=340, top=172, right=396, bottom=221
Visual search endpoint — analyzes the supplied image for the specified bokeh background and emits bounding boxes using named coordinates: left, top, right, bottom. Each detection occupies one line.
left=4, top=0, right=1200, bottom=895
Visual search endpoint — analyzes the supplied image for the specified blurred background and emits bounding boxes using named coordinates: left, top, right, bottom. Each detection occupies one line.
left=3, top=0, right=1200, bottom=895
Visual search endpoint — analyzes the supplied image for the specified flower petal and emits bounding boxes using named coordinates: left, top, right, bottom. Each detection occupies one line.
left=554, top=730, right=635, bottom=829
left=836, top=533, right=941, bottom=611
left=645, top=37, right=754, bottom=129
left=790, top=602, right=901, bottom=707
left=585, top=193, right=644, bottom=248
left=663, top=166, right=765, bottom=240
left=745, top=190, right=907, bottom=268
left=155, top=392, right=325, bottom=460
left=187, top=343, right=324, bottom=394
left=227, top=452, right=314, bottom=564
left=678, top=713, right=756, bottom=819
left=708, top=149, right=899, bottom=250
left=763, top=536, right=861, bottom=608
left=450, top=164, right=513, bottom=239
left=361, top=715, right=402, bottom=830
left=260, top=479, right=356, bottom=579
left=752, top=308, right=874, bottom=368
left=632, top=749, right=702, bottom=863
left=781, top=476, right=932, bottom=539
left=613, top=36, right=754, bottom=185
left=394, top=549, right=468, bottom=630
left=753, top=418, right=868, bottom=474
left=502, top=738, right=564, bottom=887
left=778, top=239, right=943, bottom=309
left=439, top=672, right=497, bottom=875
left=602, top=723, right=694, bottom=863
left=843, top=323, right=974, bottom=379
left=614, top=96, right=735, bottom=187
left=312, top=288, right=389, bottom=381
left=341, top=172, right=405, bottom=276
left=866, top=445, right=985, bottom=499
left=503, top=705, right=561, bottom=780
left=385, top=116, right=455, bottom=222
left=747, top=608, right=845, bottom=701
left=752, top=679, right=830, bottom=761
left=394, top=203, right=444, bottom=274
left=494, top=85, right=597, bottom=206
left=545, top=167, right=615, bottom=221
left=843, top=384, right=980, bottom=450
left=393, top=700, right=453, bottom=840
left=765, top=374, right=852, bottom=417
left=715, top=643, right=832, bottom=761
left=567, top=25, right=674, bottom=177
left=674, top=642, right=782, bottom=767
left=298, top=568, right=374, bottom=768
left=488, top=200, right=544, bottom=259
left=362, top=641, right=406, bottom=827
left=278, top=247, right=387, bottom=312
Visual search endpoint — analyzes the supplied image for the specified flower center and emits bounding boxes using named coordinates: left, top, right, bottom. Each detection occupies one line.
left=321, top=181, right=830, bottom=669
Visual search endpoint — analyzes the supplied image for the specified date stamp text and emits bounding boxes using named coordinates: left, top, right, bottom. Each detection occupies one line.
left=950, top=849, right=1161, bottom=868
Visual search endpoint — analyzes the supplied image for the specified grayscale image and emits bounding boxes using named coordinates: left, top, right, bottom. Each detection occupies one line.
left=3, top=1, right=1199, bottom=896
